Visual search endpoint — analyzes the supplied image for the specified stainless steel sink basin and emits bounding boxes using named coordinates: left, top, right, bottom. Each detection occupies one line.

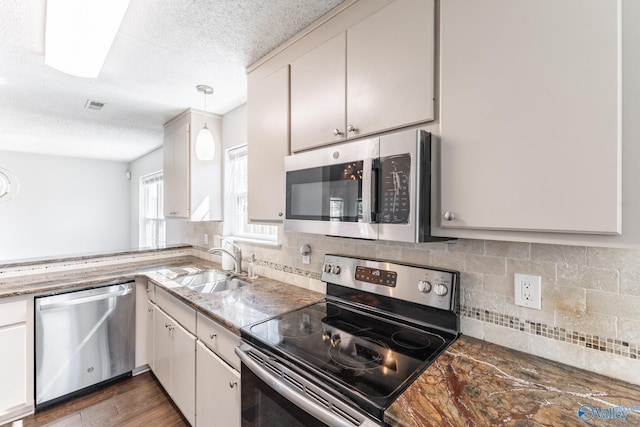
left=174, top=270, right=249, bottom=293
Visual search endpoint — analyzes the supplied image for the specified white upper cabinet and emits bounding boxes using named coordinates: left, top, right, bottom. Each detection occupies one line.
left=291, top=33, right=347, bottom=151
left=347, top=0, right=435, bottom=137
left=290, top=0, right=435, bottom=152
left=439, top=0, right=621, bottom=234
left=247, top=66, right=290, bottom=222
left=163, top=109, right=223, bottom=221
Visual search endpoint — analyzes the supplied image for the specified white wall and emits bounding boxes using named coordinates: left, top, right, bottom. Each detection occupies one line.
left=128, top=148, right=163, bottom=248
left=0, top=151, right=130, bottom=261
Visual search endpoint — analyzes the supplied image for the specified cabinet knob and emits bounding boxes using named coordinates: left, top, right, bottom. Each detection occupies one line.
left=229, top=381, right=238, bottom=388
left=148, top=308, right=153, bottom=313
left=347, top=124, right=358, bottom=134
left=333, top=128, right=344, bottom=136
left=278, top=212, right=283, bottom=217
left=443, top=211, right=455, bottom=221
left=209, top=333, right=217, bottom=339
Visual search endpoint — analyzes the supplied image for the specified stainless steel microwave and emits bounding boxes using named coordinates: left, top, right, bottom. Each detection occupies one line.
left=284, top=128, right=443, bottom=242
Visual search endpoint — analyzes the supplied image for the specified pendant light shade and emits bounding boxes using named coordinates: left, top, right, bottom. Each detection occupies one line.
left=196, top=123, right=215, bottom=160
left=195, top=84, right=215, bottom=161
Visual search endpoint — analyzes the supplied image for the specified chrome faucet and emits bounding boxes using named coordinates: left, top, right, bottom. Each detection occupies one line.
left=208, top=243, right=243, bottom=275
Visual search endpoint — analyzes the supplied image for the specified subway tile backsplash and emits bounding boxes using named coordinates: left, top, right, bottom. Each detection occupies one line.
left=184, top=222, right=640, bottom=386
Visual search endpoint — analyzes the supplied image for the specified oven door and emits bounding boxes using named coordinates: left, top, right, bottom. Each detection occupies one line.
left=284, top=138, right=379, bottom=240
left=236, top=344, right=381, bottom=427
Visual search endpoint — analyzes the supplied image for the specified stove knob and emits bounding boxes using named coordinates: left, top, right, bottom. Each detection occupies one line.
left=323, top=264, right=332, bottom=273
left=418, top=280, right=432, bottom=293
left=434, top=283, right=449, bottom=296
left=331, top=334, right=341, bottom=348
left=331, top=265, right=341, bottom=275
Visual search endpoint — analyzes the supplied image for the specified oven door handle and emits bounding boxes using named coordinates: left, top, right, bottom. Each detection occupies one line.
left=236, top=345, right=379, bottom=427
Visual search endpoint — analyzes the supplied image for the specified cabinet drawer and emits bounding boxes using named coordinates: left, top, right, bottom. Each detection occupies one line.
left=0, top=299, right=27, bottom=327
left=196, top=312, right=240, bottom=371
left=156, top=287, right=196, bottom=334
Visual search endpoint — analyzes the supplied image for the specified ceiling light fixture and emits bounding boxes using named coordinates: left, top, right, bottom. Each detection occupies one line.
left=45, top=0, right=131, bottom=78
left=195, top=85, right=215, bottom=161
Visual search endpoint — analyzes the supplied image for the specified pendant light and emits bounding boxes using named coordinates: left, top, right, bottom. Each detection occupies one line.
left=195, top=85, right=215, bottom=160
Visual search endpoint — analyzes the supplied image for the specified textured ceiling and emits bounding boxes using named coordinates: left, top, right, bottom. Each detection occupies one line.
left=0, top=0, right=344, bottom=161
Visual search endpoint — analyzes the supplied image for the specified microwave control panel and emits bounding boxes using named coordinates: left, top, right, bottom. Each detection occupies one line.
left=379, top=153, right=411, bottom=224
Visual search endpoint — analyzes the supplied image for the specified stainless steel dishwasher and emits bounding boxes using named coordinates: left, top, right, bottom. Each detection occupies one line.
left=35, top=279, right=135, bottom=408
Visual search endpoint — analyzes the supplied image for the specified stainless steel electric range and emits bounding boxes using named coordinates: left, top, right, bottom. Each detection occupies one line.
left=236, top=254, right=460, bottom=427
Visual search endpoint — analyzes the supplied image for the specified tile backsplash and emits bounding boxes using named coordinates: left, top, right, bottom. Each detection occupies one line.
left=181, top=221, right=640, bottom=386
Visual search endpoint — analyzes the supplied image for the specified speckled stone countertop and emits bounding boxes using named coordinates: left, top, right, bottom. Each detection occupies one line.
left=146, top=268, right=323, bottom=334
left=386, top=336, right=640, bottom=426
left=0, top=253, right=323, bottom=335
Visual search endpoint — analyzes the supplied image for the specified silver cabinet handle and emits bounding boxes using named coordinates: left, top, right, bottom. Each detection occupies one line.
left=347, top=124, right=358, bottom=134
left=229, top=381, right=238, bottom=388
left=333, top=128, right=343, bottom=136
left=443, top=211, right=455, bottom=221
left=209, top=333, right=217, bottom=339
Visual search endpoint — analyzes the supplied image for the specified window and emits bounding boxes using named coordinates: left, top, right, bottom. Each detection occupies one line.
left=224, top=145, right=278, bottom=243
left=139, top=171, right=166, bottom=247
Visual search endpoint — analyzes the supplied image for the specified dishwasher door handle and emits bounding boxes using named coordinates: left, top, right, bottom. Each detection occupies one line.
left=38, top=284, right=133, bottom=311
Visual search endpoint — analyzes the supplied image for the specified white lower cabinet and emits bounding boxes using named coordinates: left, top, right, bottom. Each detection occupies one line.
left=151, top=288, right=242, bottom=427
left=0, top=297, right=33, bottom=424
left=196, top=341, right=240, bottom=427
left=152, top=304, right=196, bottom=426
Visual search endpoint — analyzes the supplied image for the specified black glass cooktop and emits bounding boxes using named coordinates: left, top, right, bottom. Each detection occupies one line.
left=243, top=300, right=455, bottom=409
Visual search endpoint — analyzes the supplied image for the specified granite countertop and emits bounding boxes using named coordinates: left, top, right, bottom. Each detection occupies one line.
left=147, top=269, right=324, bottom=334
left=0, top=253, right=324, bottom=334
left=386, top=336, right=640, bottom=426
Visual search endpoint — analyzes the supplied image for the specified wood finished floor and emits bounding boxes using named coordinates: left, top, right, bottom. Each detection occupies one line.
left=4, top=372, right=188, bottom=427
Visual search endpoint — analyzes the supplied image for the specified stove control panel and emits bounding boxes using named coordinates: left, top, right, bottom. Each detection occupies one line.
left=354, top=266, right=397, bottom=287
left=322, top=254, right=458, bottom=311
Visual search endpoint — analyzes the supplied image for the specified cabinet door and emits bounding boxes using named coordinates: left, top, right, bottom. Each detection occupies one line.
left=152, top=307, right=172, bottom=392
left=163, top=116, right=190, bottom=218
left=0, top=324, right=27, bottom=412
left=196, top=342, right=240, bottom=427
left=347, top=0, right=435, bottom=137
left=439, top=0, right=620, bottom=234
left=171, top=322, right=196, bottom=426
left=291, top=32, right=346, bottom=152
left=247, top=66, right=290, bottom=222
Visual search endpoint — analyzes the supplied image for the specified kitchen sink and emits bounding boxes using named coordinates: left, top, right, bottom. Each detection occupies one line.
left=174, top=270, right=249, bottom=293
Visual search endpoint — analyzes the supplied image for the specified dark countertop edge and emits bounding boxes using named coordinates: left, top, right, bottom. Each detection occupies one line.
left=0, top=244, right=192, bottom=269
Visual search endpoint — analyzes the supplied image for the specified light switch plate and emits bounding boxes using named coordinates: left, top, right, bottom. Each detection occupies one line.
left=514, top=273, right=542, bottom=310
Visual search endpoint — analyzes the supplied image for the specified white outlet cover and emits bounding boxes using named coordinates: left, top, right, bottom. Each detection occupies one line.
left=514, top=273, right=542, bottom=310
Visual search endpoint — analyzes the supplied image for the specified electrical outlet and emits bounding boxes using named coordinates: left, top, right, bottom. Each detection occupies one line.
left=514, top=273, right=541, bottom=310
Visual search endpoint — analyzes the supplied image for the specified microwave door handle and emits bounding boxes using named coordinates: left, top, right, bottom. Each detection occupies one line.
left=361, top=158, right=377, bottom=224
